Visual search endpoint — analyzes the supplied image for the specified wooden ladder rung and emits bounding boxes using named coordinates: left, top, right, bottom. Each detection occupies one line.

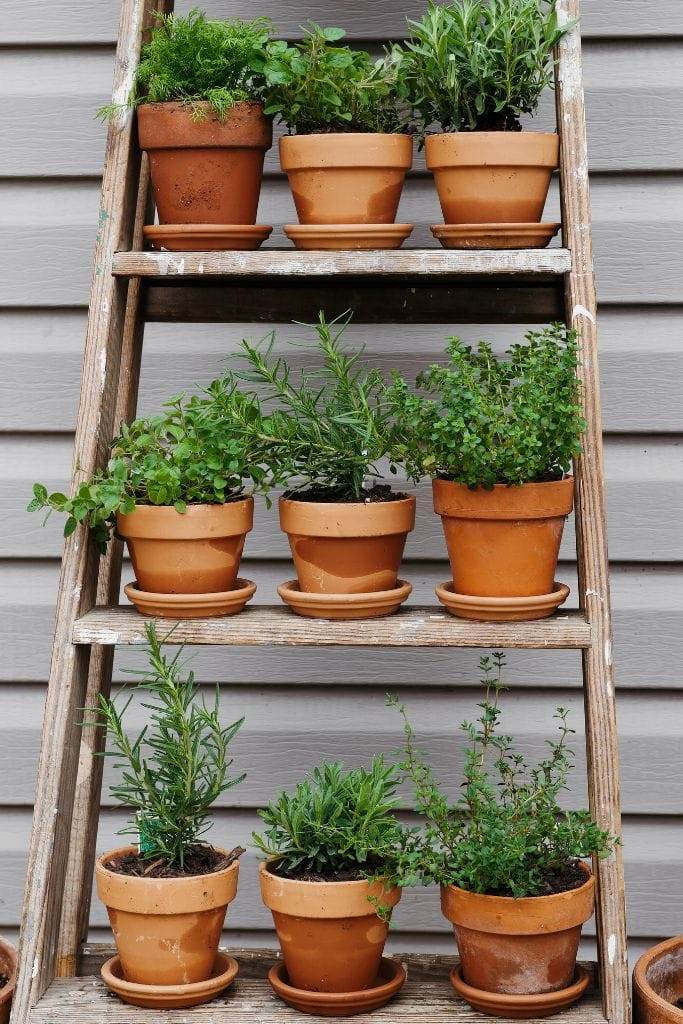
left=112, top=248, right=573, bottom=279
left=28, top=948, right=607, bottom=1024
left=72, top=605, right=592, bottom=649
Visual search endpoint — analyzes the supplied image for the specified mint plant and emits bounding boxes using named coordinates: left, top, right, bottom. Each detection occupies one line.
left=263, top=24, right=407, bottom=134
left=99, top=9, right=272, bottom=120
left=388, top=653, right=616, bottom=897
left=92, top=622, right=245, bottom=870
left=402, top=0, right=570, bottom=133
left=388, top=323, right=585, bottom=488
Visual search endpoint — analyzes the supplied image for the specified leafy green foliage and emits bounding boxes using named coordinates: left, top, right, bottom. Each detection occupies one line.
left=237, top=312, right=404, bottom=500
left=98, top=8, right=272, bottom=120
left=263, top=23, right=407, bottom=133
left=402, top=0, right=569, bottom=132
left=388, top=323, right=585, bottom=488
left=28, top=375, right=267, bottom=552
left=388, top=653, right=617, bottom=897
left=90, top=622, right=244, bottom=868
left=253, top=757, right=408, bottom=883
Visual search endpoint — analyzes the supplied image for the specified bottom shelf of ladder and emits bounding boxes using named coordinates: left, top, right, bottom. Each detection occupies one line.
left=29, top=947, right=607, bottom=1023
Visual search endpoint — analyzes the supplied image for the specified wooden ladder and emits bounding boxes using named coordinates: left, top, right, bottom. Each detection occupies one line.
left=10, top=1, right=630, bottom=1021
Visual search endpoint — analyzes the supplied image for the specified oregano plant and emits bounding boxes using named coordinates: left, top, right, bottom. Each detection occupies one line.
left=388, top=653, right=617, bottom=897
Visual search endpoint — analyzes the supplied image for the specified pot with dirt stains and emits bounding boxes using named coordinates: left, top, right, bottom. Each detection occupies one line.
left=259, top=861, right=401, bottom=992
left=634, top=936, right=683, bottom=1024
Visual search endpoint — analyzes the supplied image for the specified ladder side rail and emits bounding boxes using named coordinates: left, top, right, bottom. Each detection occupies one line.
left=10, top=2, right=162, bottom=1017
left=555, top=3, right=630, bottom=1022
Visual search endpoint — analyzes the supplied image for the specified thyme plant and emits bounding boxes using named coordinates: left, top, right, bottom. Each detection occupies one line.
left=253, top=757, right=408, bottom=883
left=389, top=653, right=616, bottom=897
left=99, top=9, right=272, bottom=120
left=92, top=623, right=245, bottom=869
left=263, top=24, right=407, bottom=134
left=388, top=323, right=585, bottom=488
left=237, top=313, right=404, bottom=501
left=402, top=0, right=569, bottom=133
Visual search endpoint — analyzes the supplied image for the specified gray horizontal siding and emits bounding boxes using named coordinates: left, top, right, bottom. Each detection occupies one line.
left=0, top=0, right=681, bottom=955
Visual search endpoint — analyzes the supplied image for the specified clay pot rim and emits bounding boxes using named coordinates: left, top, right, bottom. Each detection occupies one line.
left=281, top=131, right=413, bottom=141
left=280, top=131, right=413, bottom=170
left=269, top=955, right=406, bottom=1004
left=139, top=99, right=265, bottom=114
left=633, top=935, right=683, bottom=1017
left=101, top=950, right=238, bottom=999
left=259, top=860, right=401, bottom=917
left=0, top=936, right=17, bottom=1002
left=279, top=494, right=416, bottom=538
left=116, top=497, right=254, bottom=539
left=425, top=129, right=559, bottom=168
left=433, top=476, right=574, bottom=520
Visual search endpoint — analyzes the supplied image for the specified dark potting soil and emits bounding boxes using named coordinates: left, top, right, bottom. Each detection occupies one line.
left=284, top=484, right=407, bottom=504
left=104, top=844, right=245, bottom=879
left=0, top=973, right=8, bottom=989
left=269, top=860, right=384, bottom=883
left=484, top=860, right=588, bottom=898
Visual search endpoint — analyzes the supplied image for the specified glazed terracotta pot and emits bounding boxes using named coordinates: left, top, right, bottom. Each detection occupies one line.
left=95, top=846, right=239, bottom=987
left=259, top=862, right=401, bottom=992
left=137, top=101, right=272, bottom=225
left=0, top=937, right=17, bottom=1024
left=117, top=499, right=253, bottom=595
left=280, top=133, right=413, bottom=225
left=279, top=495, right=416, bottom=594
left=425, top=132, right=559, bottom=225
left=634, top=936, right=683, bottom=1024
left=433, top=478, right=574, bottom=598
left=441, top=863, right=595, bottom=996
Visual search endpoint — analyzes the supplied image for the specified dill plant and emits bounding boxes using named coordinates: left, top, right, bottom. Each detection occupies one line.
left=92, top=623, right=245, bottom=870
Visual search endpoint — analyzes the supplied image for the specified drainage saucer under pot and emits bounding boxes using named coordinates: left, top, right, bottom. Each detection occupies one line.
left=101, top=952, right=238, bottom=1009
left=284, top=223, right=413, bottom=250
left=144, top=224, right=272, bottom=251
left=278, top=579, right=412, bottom=620
left=124, top=578, right=256, bottom=619
left=268, top=957, right=406, bottom=1017
left=435, top=581, right=570, bottom=621
left=431, top=222, right=560, bottom=250
left=450, top=963, right=590, bottom=1019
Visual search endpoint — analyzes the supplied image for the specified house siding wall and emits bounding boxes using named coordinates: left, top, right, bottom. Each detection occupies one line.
left=0, top=0, right=681, bottom=960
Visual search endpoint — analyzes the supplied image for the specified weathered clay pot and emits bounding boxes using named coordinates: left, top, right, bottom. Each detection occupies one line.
left=634, top=936, right=683, bottom=1024
left=279, top=495, right=416, bottom=594
left=95, top=846, right=239, bottom=987
left=433, top=478, right=573, bottom=598
left=0, top=937, right=17, bottom=1024
left=137, top=101, right=272, bottom=225
left=280, top=134, right=413, bottom=225
left=117, top=499, right=253, bottom=595
left=425, top=132, right=559, bottom=225
left=441, top=863, right=595, bottom=996
left=259, top=862, right=401, bottom=992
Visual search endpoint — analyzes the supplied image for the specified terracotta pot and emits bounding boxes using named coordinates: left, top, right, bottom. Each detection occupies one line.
left=280, top=133, right=413, bottom=225
left=137, top=101, right=272, bottom=225
left=0, top=937, right=17, bottom=1024
left=279, top=495, right=416, bottom=594
left=441, top=863, right=595, bottom=996
left=425, top=132, right=559, bottom=225
left=259, top=862, right=401, bottom=992
left=117, top=499, right=253, bottom=595
left=95, top=846, right=239, bottom=987
left=634, top=936, right=683, bottom=1024
left=433, top=478, right=573, bottom=598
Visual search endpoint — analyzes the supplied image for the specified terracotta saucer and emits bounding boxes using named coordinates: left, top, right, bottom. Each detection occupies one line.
left=277, top=579, right=412, bottom=620
left=268, top=957, right=406, bottom=1017
left=124, top=578, right=256, bottom=618
left=101, top=951, right=238, bottom=1009
left=431, top=222, right=561, bottom=250
left=284, top=223, right=413, bottom=250
left=435, top=581, right=570, bottom=621
left=450, top=963, right=590, bottom=1019
left=143, top=223, right=272, bottom=251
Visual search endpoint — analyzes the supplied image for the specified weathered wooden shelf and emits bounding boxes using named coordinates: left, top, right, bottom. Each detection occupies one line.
left=28, top=948, right=606, bottom=1024
left=113, top=247, right=572, bottom=279
left=72, top=605, right=592, bottom=649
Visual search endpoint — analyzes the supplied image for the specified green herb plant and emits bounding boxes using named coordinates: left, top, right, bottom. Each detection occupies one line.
left=91, top=622, right=245, bottom=869
left=389, top=323, right=585, bottom=488
left=98, top=8, right=272, bottom=120
left=402, top=0, right=569, bottom=133
left=237, top=312, right=406, bottom=501
left=263, top=24, right=407, bottom=134
left=388, top=653, right=616, bottom=897
left=28, top=375, right=266, bottom=552
left=253, top=757, right=409, bottom=889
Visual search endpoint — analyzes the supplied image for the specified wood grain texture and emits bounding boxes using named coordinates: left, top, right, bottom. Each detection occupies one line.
left=29, top=950, right=605, bottom=1024
left=556, top=4, right=629, bottom=1020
